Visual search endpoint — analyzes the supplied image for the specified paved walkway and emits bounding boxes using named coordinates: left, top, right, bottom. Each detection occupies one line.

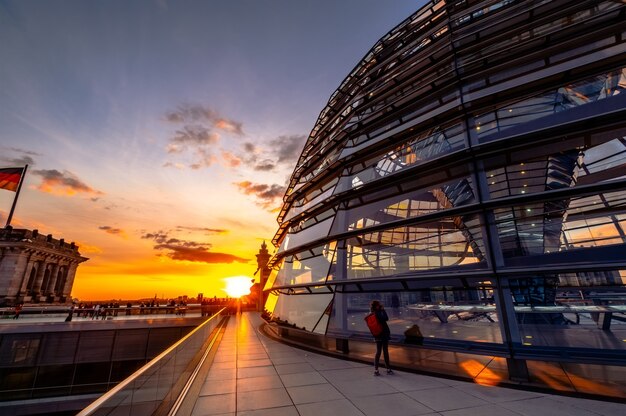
left=190, top=312, right=625, bottom=416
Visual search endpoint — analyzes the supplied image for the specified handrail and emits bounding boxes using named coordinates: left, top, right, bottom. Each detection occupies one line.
left=167, top=316, right=226, bottom=416
left=77, top=307, right=226, bottom=416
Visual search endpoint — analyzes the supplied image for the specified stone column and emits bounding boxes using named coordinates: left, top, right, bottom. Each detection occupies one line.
left=0, top=248, right=30, bottom=305
left=45, top=262, right=60, bottom=297
left=62, top=263, right=79, bottom=300
left=17, top=252, right=35, bottom=297
left=53, top=265, right=67, bottom=298
left=31, top=257, right=48, bottom=296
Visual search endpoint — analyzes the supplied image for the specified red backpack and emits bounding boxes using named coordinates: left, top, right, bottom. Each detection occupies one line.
left=364, top=313, right=383, bottom=337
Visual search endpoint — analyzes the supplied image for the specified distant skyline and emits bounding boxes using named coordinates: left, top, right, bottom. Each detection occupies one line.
left=0, top=0, right=425, bottom=300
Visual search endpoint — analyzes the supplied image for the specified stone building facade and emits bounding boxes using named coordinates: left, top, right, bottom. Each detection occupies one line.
left=0, top=227, right=88, bottom=306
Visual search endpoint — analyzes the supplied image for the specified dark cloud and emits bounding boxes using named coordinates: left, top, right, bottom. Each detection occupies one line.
left=7, top=147, right=41, bottom=156
left=243, top=142, right=257, bottom=153
left=164, top=104, right=244, bottom=136
left=0, top=155, right=35, bottom=166
left=167, top=125, right=219, bottom=153
left=234, top=181, right=286, bottom=209
left=269, top=135, right=307, bottom=164
left=141, top=229, right=245, bottom=264
left=0, top=147, right=40, bottom=166
left=32, top=169, right=103, bottom=196
left=98, top=226, right=126, bottom=238
left=163, top=104, right=246, bottom=170
left=157, top=245, right=248, bottom=264
left=142, top=231, right=211, bottom=248
left=253, top=160, right=276, bottom=171
left=227, top=135, right=306, bottom=173
left=175, top=226, right=228, bottom=235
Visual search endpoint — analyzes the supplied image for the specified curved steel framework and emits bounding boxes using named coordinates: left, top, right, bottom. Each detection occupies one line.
left=265, top=0, right=626, bottom=391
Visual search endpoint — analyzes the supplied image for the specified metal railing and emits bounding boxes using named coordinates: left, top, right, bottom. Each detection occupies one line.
left=77, top=307, right=227, bottom=416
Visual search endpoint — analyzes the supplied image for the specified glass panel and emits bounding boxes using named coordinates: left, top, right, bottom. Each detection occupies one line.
left=495, top=190, right=626, bottom=258
left=526, top=361, right=626, bottom=398
left=328, top=288, right=502, bottom=344
left=484, top=135, right=626, bottom=200
left=0, top=335, right=41, bottom=366
left=280, top=217, right=334, bottom=253
left=270, top=293, right=334, bottom=332
left=458, top=1, right=622, bottom=63
left=40, top=333, right=79, bottom=365
left=273, top=243, right=337, bottom=287
left=34, top=364, right=74, bottom=388
left=509, top=271, right=626, bottom=350
left=346, top=214, right=486, bottom=278
left=76, top=331, right=115, bottom=363
left=334, top=177, right=476, bottom=234
left=336, top=123, right=466, bottom=194
left=312, top=298, right=333, bottom=335
left=471, top=67, right=626, bottom=140
left=76, top=311, right=225, bottom=416
left=285, top=179, right=338, bottom=221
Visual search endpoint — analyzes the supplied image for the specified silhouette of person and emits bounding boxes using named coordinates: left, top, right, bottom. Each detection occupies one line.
left=65, top=305, right=74, bottom=322
left=13, top=304, right=22, bottom=319
left=370, top=300, right=392, bottom=375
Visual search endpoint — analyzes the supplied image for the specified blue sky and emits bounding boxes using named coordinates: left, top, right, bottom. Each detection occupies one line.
left=0, top=0, right=424, bottom=299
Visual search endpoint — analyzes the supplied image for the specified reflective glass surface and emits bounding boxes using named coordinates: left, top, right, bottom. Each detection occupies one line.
left=328, top=289, right=502, bottom=344
left=265, top=0, right=626, bottom=388
left=495, top=190, right=626, bottom=258
left=77, top=310, right=225, bottom=416
left=336, top=123, right=466, bottom=194
left=333, top=177, right=476, bottom=235
left=511, top=271, right=626, bottom=350
left=472, top=68, right=626, bottom=141
left=273, top=242, right=337, bottom=287
left=271, top=293, right=333, bottom=334
left=346, top=214, right=486, bottom=278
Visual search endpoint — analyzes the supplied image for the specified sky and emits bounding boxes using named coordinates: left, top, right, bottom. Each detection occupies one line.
left=0, top=0, right=424, bottom=301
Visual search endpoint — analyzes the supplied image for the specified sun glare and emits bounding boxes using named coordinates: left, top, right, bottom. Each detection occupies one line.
left=223, top=276, right=253, bottom=298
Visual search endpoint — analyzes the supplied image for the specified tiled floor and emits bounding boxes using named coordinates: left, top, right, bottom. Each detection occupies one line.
left=190, top=312, right=625, bottom=416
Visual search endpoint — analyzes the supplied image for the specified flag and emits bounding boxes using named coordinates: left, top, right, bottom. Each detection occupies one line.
left=0, top=167, right=24, bottom=192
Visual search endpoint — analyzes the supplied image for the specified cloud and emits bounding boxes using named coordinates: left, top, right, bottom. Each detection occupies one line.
left=226, top=135, right=305, bottom=173
left=165, top=104, right=244, bottom=136
left=269, top=135, right=307, bottom=164
left=74, top=242, right=102, bottom=254
left=1, top=155, right=36, bottom=166
left=98, top=226, right=127, bottom=238
left=32, top=169, right=104, bottom=196
left=7, top=147, right=41, bottom=156
left=166, top=125, right=219, bottom=153
left=175, top=226, right=228, bottom=235
left=162, top=161, right=186, bottom=169
left=243, top=142, right=257, bottom=153
left=156, top=245, right=248, bottom=264
left=221, top=150, right=242, bottom=168
left=141, top=229, right=246, bottom=264
left=234, top=181, right=286, bottom=209
left=253, top=160, right=276, bottom=171
left=0, top=147, right=40, bottom=167
left=163, top=104, right=247, bottom=170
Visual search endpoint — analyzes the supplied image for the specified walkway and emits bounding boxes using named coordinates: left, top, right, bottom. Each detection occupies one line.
left=189, top=312, right=625, bottom=416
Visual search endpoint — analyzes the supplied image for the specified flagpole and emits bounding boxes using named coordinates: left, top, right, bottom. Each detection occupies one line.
left=6, top=164, right=28, bottom=227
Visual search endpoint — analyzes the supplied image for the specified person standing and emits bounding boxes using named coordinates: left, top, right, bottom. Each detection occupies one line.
left=370, top=300, right=392, bottom=376
left=65, top=304, right=74, bottom=322
left=13, top=303, right=22, bottom=319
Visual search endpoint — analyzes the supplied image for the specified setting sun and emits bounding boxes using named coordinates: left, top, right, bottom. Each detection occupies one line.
left=223, top=276, right=254, bottom=298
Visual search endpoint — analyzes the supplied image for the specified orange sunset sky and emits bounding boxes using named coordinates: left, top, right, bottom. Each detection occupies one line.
left=0, top=0, right=421, bottom=300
